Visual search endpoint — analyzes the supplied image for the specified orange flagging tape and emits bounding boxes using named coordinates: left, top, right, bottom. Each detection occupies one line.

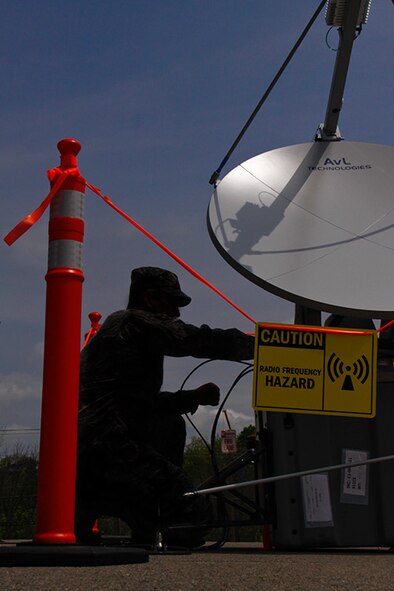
left=86, top=182, right=257, bottom=325
left=3, top=171, right=256, bottom=325
left=3, top=167, right=79, bottom=246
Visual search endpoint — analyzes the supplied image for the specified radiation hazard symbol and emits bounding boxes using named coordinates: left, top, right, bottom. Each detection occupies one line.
left=253, top=323, right=377, bottom=418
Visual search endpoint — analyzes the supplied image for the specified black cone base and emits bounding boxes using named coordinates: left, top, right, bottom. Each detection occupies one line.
left=0, top=545, right=148, bottom=567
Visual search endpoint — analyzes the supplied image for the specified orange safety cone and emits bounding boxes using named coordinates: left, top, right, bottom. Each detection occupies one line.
left=33, top=139, right=86, bottom=544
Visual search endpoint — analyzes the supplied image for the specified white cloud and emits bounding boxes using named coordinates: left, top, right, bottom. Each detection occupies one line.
left=0, top=372, right=42, bottom=405
left=224, top=408, right=254, bottom=423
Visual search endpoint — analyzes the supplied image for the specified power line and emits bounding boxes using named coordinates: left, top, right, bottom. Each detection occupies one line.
left=0, top=429, right=40, bottom=435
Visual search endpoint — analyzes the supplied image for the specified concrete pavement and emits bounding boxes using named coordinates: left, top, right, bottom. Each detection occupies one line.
left=0, top=543, right=392, bottom=590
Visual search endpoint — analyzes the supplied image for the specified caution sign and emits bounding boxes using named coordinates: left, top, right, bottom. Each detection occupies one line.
left=253, top=323, right=377, bottom=418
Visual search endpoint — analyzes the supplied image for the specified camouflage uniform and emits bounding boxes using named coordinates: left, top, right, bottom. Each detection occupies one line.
left=76, top=269, right=254, bottom=543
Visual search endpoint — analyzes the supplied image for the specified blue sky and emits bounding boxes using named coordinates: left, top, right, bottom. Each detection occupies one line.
left=1, top=1, right=393, bottom=450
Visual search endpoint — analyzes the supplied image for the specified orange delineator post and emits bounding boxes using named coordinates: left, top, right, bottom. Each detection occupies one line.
left=33, top=139, right=86, bottom=544
left=87, top=311, right=102, bottom=334
left=82, top=311, right=102, bottom=348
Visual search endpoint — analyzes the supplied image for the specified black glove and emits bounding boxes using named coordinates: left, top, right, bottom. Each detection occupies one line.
left=194, top=382, right=220, bottom=406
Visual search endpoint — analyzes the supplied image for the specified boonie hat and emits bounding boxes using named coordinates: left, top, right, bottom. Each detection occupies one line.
left=128, top=267, right=191, bottom=307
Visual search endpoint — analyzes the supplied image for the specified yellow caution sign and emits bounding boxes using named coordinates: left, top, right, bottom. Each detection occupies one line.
left=253, top=323, right=377, bottom=418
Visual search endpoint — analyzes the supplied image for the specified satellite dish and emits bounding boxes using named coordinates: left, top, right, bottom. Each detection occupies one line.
left=207, top=141, right=394, bottom=318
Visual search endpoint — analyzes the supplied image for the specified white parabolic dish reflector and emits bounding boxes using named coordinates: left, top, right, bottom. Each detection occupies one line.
left=208, top=141, right=394, bottom=317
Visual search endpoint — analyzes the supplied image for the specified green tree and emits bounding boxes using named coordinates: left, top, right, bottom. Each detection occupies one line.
left=236, top=424, right=256, bottom=450
left=0, top=447, right=38, bottom=539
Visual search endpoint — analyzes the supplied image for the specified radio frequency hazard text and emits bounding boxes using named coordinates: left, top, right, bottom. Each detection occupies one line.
left=259, top=365, right=322, bottom=376
left=265, top=375, right=315, bottom=389
left=259, top=364, right=322, bottom=390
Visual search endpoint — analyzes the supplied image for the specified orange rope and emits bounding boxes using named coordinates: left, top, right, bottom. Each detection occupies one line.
left=3, top=170, right=256, bottom=325
left=81, top=327, right=95, bottom=349
left=376, top=319, right=394, bottom=334
left=86, top=182, right=257, bottom=325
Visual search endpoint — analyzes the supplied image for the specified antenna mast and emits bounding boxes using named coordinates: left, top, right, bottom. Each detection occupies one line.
left=316, top=0, right=372, bottom=141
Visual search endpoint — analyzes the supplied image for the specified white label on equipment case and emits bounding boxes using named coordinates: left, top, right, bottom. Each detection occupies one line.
left=342, top=449, right=368, bottom=498
left=301, top=474, right=333, bottom=528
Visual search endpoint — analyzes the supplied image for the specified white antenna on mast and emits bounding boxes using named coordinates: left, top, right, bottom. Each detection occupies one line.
left=325, top=0, right=372, bottom=26
left=316, top=0, right=373, bottom=141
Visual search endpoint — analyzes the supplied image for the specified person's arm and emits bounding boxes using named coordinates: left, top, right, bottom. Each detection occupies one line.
left=156, top=382, right=220, bottom=415
left=147, top=315, right=255, bottom=361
